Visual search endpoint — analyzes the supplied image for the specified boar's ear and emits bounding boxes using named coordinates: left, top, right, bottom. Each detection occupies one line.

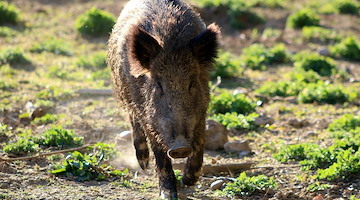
left=129, top=27, right=161, bottom=77
left=190, top=23, right=220, bottom=65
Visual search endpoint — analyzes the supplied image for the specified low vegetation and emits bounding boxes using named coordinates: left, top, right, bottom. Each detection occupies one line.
left=75, top=7, right=116, bottom=37
left=0, top=48, right=31, bottom=66
left=0, top=2, right=20, bottom=25
left=302, top=26, right=341, bottom=43
left=30, top=38, right=72, bottom=56
left=293, top=52, right=337, bottom=76
left=210, top=112, right=259, bottom=131
left=208, top=92, right=256, bottom=115
left=76, top=51, right=107, bottom=70
left=286, top=9, right=320, bottom=29
left=330, top=36, right=360, bottom=61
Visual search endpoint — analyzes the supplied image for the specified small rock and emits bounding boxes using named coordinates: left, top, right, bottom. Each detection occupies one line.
left=238, top=150, right=251, bottom=158
left=288, top=119, right=309, bottom=128
left=118, top=130, right=132, bottom=141
left=318, top=48, right=330, bottom=56
left=224, top=140, right=251, bottom=153
left=210, top=180, right=224, bottom=190
left=306, top=131, right=317, bottom=137
left=204, top=119, right=228, bottom=151
left=211, top=158, right=217, bottom=165
left=254, top=116, right=274, bottom=126
left=313, top=194, right=325, bottom=200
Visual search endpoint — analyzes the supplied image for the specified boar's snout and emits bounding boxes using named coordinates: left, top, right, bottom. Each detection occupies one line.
left=167, top=136, right=192, bottom=159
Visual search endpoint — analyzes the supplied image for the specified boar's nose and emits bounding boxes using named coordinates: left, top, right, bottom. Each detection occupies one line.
left=167, top=136, right=192, bottom=159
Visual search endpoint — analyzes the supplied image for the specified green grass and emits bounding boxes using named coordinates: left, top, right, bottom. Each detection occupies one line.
left=0, top=2, right=21, bottom=25
left=286, top=9, right=320, bottom=29
left=0, top=48, right=31, bottom=66
left=209, top=92, right=256, bottom=115
left=334, top=0, right=359, bottom=15
left=75, top=7, right=116, bottom=37
left=328, top=114, right=360, bottom=132
left=30, top=38, right=72, bottom=56
left=330, top=36, right=360, bottom=61
left=76, top=51, right=107, bottom=70
left=32, top=113, right=60, bottom=125
left=0, top=26, right=16, bottom=37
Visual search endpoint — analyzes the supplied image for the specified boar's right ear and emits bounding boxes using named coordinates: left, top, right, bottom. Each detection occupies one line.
left=190, top=23, right=220, bottom=65
left=128, top=27, right=161, bottom=77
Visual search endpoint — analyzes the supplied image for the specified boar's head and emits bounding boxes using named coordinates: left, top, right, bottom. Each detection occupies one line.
left=128, top=24, right=220, bottom=159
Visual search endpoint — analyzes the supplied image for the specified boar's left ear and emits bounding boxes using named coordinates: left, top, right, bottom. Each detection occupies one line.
left=190, top=23, right=220, bottom=65
left=128, top=27, right=162, bottom=77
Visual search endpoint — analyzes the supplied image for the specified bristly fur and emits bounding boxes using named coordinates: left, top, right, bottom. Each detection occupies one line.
left=107, top=0, right=220, bottom=198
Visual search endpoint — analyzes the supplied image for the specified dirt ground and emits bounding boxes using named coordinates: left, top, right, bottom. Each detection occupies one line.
left=0, top=0, right=359, bottom=199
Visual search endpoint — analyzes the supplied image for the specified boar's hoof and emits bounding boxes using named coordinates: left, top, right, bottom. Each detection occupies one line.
left=167, top=146, right=192, bottom=159
left=138, top=158, right=149, bottom=170
left=160, top=190, right=178, bottom=200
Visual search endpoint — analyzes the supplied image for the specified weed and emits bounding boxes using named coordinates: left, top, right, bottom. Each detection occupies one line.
left=35, top=126, right=83, bottom=148
left=36, top=86, right=73, bottom=101
left=91, top=68, right=111, bottom=81
left=262, top=28, right=282, bottom=39
left=327, top=114, right=360, bottom=132
left=3, top=139, right=39, bottom=155
left=329, top=36, right=360, bottom=61
left=210, top=112, right=259, bottom=131
left=297, top=82, right=356, bottom=104
left=334, top=0, right=359, bottom=15
left=240, top=43, right=288, bottom=70
left=0, top=123, right=11, bottom=138
left=316, top=149, right=360, bottom=180
left=30, top=38, right=72, bottom=56
left=47, top=66, right=70, bottom=79
left=294, top=52, right=337, bottom=76
left=75, top=7, right=116, bottom=37
left=221, top=172, right=277, bottom=196
left=208, top=92, right=256, bottom=115
left=307, top=182, right=331, bottom=192
left=286, top=9, right=320, bottom=29
left=302, top=26, right=341, bottom=43
left=76, top=51, right=107, bottom=70
left=0, top=26, right=16, bottom=37
left=87, top=142, right=117, bottom=161
left=211, top=51, right=242, bottom=79
left=31, top=114, right=60, bottom=125
left=274, top=143, right=318, bottom=163
left=0, top=2, right=20, bottom=25
left=0, top=48, right=30, bottom=66
left=288, top=70, right=321, bottom=83
left=256, top=81, right=304, bottom=97
left=51, top=151, right=128, bottom=181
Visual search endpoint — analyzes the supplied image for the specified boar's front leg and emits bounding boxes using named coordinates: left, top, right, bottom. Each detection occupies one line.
left=150, top=138, right=178, bottom=199
left=182, top=124, right=204, bottom=186
left=130, top=115, right=149, bottom=170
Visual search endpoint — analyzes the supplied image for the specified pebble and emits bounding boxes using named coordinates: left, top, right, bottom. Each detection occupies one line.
left=224, top=140, right=251, bottom=153
left=210, top=180, right=224, bottom=190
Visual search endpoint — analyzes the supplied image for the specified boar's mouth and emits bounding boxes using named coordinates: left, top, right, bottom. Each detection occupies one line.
left=167, top=136, right=192, bottom=159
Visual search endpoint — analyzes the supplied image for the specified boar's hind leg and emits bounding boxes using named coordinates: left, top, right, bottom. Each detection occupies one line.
left=182, top=138, right=204, bottom=186
left=151, top=141, right=178, bottom=199
left=130, top=117, right=149, bottom=170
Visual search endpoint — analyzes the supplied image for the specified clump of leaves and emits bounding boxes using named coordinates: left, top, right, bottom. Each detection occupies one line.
left=274, top=143, right=319, bottom=163
left=240, top=43, right=288, bottom=70
left=36, top=86, right=73, bottom=101
left=211, top=51, right=242, bottom=79
left=316, top=149, right=360, bottom=180
left=0, top=123, right=12, bottom=138
left=209, top=92, right=256, bottom=115
left=0, top=48, right=30, bottom=66
left=51, top=151, right=128, bottom=181
left=0, top=27, right=16, bottom=37
left=286, top=9, right=320, bottom=29
left=288, top=70, right=321, bottom=83
left=297, top=82, right=356, bottom=104
left=302, top=26, right=341, bottom=43
left=293, top=52, right=337, bottom=76
left=87, top=142, right=117, bottom=161
left=307, top=182, right=331, bottom=192
left=47, top=65, right=70, bottom=79
left=76, top=51, right=107, bottom=70
left=328, top=114, right=360, bottom=132
left=334, top=0, right=359, bottom=15
left=0, top=2, right=21, bottom=25
left=329, top=36, right=360, bottom=61
left=3, top=139, right=39, bottom=155
left=76, top=7, right=116, bottom=37
left=210, top=112, right=258, bottom=131
left=32, top=114, right=60, bottom=125
left=30, top=38, right=72, bottom=56
left=221, top=172, right=277, bottom=196
left=256, top=81, right=304, bottom=97
left=35, top=126, right=83, bottom=148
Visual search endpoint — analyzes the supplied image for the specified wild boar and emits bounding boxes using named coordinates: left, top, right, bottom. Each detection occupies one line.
left=107, top=0, right=220, bottom=198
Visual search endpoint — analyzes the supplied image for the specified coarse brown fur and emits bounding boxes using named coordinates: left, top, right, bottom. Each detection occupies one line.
left=107, top=0, right=220, bottom=198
